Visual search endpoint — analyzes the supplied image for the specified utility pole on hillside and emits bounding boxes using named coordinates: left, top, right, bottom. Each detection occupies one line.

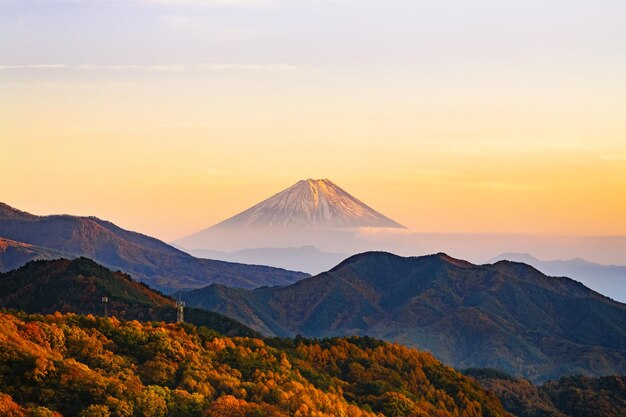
left=176, top=298, right=185, bottom=324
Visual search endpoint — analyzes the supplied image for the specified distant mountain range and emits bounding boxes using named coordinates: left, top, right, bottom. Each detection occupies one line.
left=189, top=246, right=349, bottom=275
left=0, top=202, right=308, bottom=293
left=181, top=251, right=626, bottom=382
left=175, top=178, right=405, bottom=252
left=491, top=252, right=626, bottom=303
left=189, top=248, right=626, bottom=289
left=0, top=257, right=258, bottom=337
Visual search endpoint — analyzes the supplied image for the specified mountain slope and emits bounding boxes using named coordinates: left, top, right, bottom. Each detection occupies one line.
left=175, top=179, right=405, bottom=251
left=0, top=257, right=257, bottom=337
left=0, top=311, right=512, bottom=417
left=182, top=251, right=626, bottom=382
left=491, top=252, right=626, bottom=303
left=0, top=202, right=308, bottom=292
left=466, top=369, right=626, bottom=417
left=213, top=178, right=405, bottom=229
left=0, top=237, right=73, bottom=271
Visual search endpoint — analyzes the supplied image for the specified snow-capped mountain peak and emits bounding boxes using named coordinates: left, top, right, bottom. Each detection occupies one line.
left=212, top=178, right=405, bottom=229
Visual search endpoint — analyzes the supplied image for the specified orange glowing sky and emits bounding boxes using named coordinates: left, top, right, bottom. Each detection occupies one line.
left=1, top=0, right=626, bottom=242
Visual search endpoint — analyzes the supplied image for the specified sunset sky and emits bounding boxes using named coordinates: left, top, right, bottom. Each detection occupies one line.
left=2, top=0, right=626, bottom=242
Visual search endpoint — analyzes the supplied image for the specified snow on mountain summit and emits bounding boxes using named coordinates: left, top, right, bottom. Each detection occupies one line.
left=212, top=179, right=405, bottom=229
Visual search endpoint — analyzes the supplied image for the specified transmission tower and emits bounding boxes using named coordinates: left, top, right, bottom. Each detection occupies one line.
left=101, top=296, right=109, bottom=317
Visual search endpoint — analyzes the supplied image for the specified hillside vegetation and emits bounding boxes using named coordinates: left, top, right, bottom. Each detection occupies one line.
left=464, top=369, right=626, bottom=417
left=0, top=311, right=511, bottom=417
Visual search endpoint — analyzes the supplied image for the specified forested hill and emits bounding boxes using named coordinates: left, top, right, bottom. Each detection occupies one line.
left=182, top=251, right=626, bottom=382
left=0, top=257, right=257, bottom=337
left=464, top=368, right=626, bottom=417
left=0, top=311, right=512, bottom=417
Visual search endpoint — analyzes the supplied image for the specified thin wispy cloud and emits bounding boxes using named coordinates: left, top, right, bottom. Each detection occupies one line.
left=135, top=0, right=275, bottom=7
left=0, top=63, right=306, bottom=72
left=0, top=0, right=345, bottom=7
left=0, top=64, right=68, bottom=69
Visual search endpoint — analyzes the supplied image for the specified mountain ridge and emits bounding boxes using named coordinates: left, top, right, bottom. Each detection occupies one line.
left=0, top=237, right=74, bottom=272
left=0, top=202, right=308, bottom=292
left=181, top=251, right=626, bottom=382
left=491, top=252, right=626, bottom=302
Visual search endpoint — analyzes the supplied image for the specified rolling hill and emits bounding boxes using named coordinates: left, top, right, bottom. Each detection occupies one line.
left=0, top=257, right=258, bottom=337
left=181, top=251, right=626, bottom=382
left=0, top=202, right=308, bottom=293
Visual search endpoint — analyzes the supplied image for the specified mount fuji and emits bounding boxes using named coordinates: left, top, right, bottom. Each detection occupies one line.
left=214, top=178, right=404, bottom=229
left=174, top=179, right=405, bottom=256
